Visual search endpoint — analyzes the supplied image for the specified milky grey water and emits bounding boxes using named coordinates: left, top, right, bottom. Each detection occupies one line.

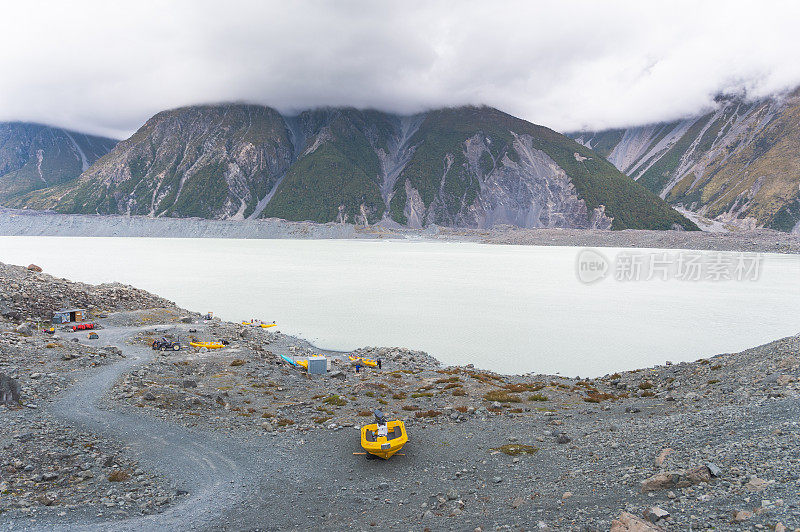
left=0, top=236, right=797, bottom=376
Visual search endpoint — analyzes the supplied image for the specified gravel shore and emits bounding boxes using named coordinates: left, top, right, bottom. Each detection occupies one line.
left=2, top=208, right=799, bottom=255
left=0, top=261, right=798, bottom=531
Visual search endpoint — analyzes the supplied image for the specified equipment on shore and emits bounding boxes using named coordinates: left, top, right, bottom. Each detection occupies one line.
left=87, top=332, right=99, bottom=340
left=280, top=354, right=298, bottom=366
left=152, top=338, right=181, bottom=351
left=189, top=341, right=224, bottom=349
left=348, top=355, right=378, bottom=368
left=360, top=410, right=408, bottom=459
left=71, top=323, right=95, bottom=332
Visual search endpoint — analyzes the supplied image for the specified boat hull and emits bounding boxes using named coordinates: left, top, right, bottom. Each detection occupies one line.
left=360, top=420, right=408, bottom=459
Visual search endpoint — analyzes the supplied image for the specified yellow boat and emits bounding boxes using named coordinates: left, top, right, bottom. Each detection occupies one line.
left=242, top=321, right=277, bottom=328
left=349, top=355, right=378, bottom=368
left=360, top=411, right=407, bottom=459
left=190, top=341, right=225, bottom=349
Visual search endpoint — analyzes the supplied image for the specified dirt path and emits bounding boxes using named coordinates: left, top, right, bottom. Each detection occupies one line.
left=14, top=324, right=265, bottom=531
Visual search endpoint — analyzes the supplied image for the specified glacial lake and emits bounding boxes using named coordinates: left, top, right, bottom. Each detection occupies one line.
left=0, top=236, right=798, bottom=377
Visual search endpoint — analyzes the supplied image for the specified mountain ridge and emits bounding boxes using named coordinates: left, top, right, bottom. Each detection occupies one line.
left=8, top=103, right=697, bottom=231
left=0, top=122, right=117, bottom=202
left=570, top=90, right=800, bottom=233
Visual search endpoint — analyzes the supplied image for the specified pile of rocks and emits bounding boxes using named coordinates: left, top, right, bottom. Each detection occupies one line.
left=0, top=262, right=177, bottom=322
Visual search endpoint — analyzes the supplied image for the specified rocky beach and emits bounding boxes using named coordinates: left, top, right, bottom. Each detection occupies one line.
left=0, top=260, right=798, bottom=531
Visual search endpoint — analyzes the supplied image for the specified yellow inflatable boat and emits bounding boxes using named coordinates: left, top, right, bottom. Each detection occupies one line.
left=189, top=341, right=225, bottom=349
left=360, top=411, right=407, bottom=459
left=348, top=355, right=378, bottom=368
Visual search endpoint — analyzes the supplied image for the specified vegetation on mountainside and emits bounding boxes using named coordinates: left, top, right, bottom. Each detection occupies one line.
left=261, top=141, right=384, bottom=223
left=261, top=110, right=387, bottom=224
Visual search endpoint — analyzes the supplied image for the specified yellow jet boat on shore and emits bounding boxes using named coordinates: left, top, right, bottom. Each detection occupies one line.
left=348, top=355, right=378, bottom=368
left=242, top=321, right=277, bottom=328
left=360, top=410, right=408, bottom=459
left=189, top=341, right=225, bottom=349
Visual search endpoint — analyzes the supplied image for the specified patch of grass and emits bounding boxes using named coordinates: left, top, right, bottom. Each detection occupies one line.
left=491, top=444, right=538, bottom=456
left=313, top=416, right=332, bottom=424
left=358, top=410, right=372, bottom=417
left=504, top=382, right=545, bottom=393
left=443, top=383, right=461, bottom=390
left=276, top=418, right=295, bottom=427
left=707, top=379, right=720, bottom=384
left=392, top=392, right=407, bottom=400
left=261, top=412, right=274, bottom=418
left=365, top=391, right=375, bottom=398
left=230, top=359, right=246, bottom=367
left=698, top=359, right=710, bottom=365
left=710, top=364, right=723, bottom=370
left=608, top=373, right=621, bottom=380
left=45, top=343, right=60, bottom=349
left=377, top=398, right=388, bottom=405
left=322, top=394, right=346, bottom=406
left=638, top=381, right=653, bottom=390
left=508, top=408, right=523, bottom=413
left=583, top=391, right=625, bottom=403
left=452, top=388, right=467, bottom=396
left=401, top=404, right=419, bottom=411
left=483, top=390, right=522, bottom=403
left=108, top=470, right=131, bottom=482
left=640, top=391, right=655, bottom=397
left=411, top=392, right=434, bottom=398
left=455, top=406, right=468, bottom=413
left=528, top=393, right=549, bottom=402
left=315, top=406, right=334, bottom=415
left=414, top=410, right=442, bottom=418
left=435, top=376, right=460, bottom=384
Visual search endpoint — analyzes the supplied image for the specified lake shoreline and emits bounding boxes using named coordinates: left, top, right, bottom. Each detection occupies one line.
left=2, top=207, right=799, bottom=254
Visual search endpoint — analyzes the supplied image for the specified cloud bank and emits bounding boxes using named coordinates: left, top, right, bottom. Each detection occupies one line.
left=2, top=0, right=799, bottom=138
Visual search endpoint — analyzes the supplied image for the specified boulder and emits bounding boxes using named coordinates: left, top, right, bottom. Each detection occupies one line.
left=611, top=511, right=664, bottom=531
left=744, top=477, right=770, bottom=492
left=642, top=507, right=670, bottom=523
left=0, top=373, right=21, bottom=404
left=15, top=323, right=34, bottom=336
left=641, top=466, right=711, bottom=492
left=654, top=448, right=673, bottom=468
left=27, top=264, right=42, bottom=272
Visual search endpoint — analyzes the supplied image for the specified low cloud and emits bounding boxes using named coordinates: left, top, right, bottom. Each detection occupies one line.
left=2, top=0, right=799, bottom=138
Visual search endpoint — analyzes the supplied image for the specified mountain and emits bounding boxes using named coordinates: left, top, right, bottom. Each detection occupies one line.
left=0, top=123, right=117, bottom=202
left=11, top=104, right=697, bottom=231
left=570, top=90, right=800, bottom=232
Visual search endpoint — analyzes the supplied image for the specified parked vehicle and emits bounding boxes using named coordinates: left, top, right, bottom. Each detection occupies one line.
left=152, top=338, right=181, bottom=351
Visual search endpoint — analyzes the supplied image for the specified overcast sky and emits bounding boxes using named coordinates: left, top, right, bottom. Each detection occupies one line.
left=1, top=0, right=799, bottom=139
